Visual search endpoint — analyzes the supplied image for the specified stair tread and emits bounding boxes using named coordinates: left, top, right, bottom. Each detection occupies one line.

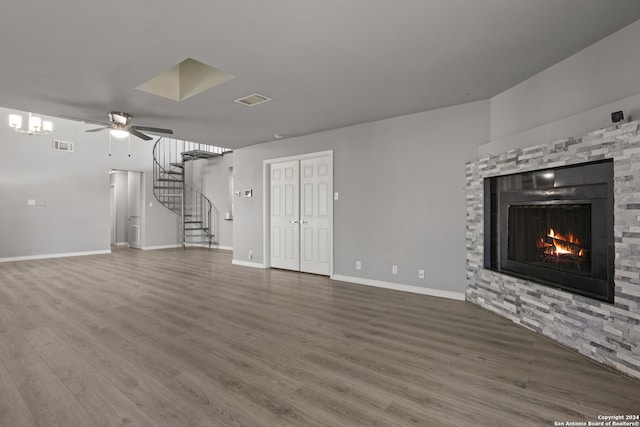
left=154, top=140, right=219, bottom=246
left=182, top=150, right=222, bottom=160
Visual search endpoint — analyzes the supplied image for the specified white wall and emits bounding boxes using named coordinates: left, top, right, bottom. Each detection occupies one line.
left=485, top=19, right=640, bottom=155
left=233, top=100, right=489, bottom=294
left=190, top=154, right=234, bottom=249
left=109, top=171, right=129, bottom=244
left=0, top=107, right=181, bottom=259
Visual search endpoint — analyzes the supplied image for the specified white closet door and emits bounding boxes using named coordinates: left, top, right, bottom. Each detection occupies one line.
left=270, top=160, right=300, bottom=270
left=300, top=157, right=331, bottom=275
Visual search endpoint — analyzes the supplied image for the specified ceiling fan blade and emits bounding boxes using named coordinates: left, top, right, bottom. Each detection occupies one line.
left=131, top=126, right=174, bottom=135
left=58, top=115, right=111, bottom=127
left=85, top=127, right=108, bottom=133
left=129, top=128, right=153, bottom=141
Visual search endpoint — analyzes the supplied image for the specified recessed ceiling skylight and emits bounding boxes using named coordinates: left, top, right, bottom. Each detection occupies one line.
left=235, top=93, right=271, bottom=107
left=136, top=58, right=235, bottom=102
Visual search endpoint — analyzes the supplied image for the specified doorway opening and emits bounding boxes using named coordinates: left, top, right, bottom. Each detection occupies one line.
left=109, top=170, right=145, bottom=249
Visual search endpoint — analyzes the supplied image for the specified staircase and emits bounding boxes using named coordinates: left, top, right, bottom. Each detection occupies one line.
left=152, top=137, right=231, bottom=248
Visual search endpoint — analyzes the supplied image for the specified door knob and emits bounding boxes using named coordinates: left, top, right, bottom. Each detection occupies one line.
left=290, top=220, right=299, bottom=224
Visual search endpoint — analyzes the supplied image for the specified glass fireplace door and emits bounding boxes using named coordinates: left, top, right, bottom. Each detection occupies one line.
left=508, top=204, right=591, bottom=276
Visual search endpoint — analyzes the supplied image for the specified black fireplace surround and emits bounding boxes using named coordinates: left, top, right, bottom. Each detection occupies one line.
left=484, top=160, right=614, bottom=303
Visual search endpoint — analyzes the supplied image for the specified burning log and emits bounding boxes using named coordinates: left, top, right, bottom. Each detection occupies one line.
left=544, top=235, right=583, bottom=255
left=537, top=228, right=588, bottom=271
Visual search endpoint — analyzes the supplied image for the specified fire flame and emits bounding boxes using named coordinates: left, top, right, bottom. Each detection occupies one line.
left=552, top=242, right=573, bottom=255
left=546, top=228, right=583, bottom=257
left=547, top=228, right=579, bottom=244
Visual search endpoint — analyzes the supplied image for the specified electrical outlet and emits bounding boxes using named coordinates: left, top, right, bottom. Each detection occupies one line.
left=355, top=261, right=362, bottom=270
left=392, top=265, right=398, bottom=275
left=418, top=269, right=425, bottom=279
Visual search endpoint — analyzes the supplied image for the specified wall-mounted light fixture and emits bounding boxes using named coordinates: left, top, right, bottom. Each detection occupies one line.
left=9, top=112, right=53, bottom=135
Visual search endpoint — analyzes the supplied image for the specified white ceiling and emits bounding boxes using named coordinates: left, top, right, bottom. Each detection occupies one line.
left=2, top=0, right=640, bottom=148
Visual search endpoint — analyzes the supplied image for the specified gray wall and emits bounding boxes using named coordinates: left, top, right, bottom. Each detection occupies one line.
left=233, top=100, right=489, bottom=294
left=0, top=107, right=181, bottom=259
left=485, top=19, right=640, bottom=155
left=190, top=154, right=234, bottom=249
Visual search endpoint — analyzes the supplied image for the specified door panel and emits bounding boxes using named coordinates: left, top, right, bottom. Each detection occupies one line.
left=269, top=155, right=331, bottom=275
left=270, top=161, right=300, bottom=270
left=300, top=157, right=331, bottom=275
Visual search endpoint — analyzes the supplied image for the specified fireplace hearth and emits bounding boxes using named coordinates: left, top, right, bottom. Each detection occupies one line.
left=484, top=160, right=614, bottom=303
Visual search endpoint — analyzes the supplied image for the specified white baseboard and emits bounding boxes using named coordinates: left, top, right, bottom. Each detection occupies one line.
left=142, top=244, right=182, bottom=250
left=186, top=244, right=234, bottom=251
left=115, top=242, right=128, bottom=246
left=142, top=244, right=233, bottom=251
left=0, top=249, right=111, bottom=263
left=331, top=274, right=466, bottom=301
left=232, top=259, right=267, bottom=269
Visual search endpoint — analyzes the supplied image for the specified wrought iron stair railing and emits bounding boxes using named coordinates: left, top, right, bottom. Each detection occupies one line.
left=152, top=137, right=231, bottom=247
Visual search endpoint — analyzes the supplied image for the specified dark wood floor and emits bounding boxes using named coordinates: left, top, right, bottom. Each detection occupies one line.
left=0, top=247, right=638, bottom=426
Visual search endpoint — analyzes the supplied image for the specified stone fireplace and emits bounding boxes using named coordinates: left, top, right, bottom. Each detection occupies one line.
left=466, top=121, right=640, bottom=380
left=485, top=160, right=614, bottom=303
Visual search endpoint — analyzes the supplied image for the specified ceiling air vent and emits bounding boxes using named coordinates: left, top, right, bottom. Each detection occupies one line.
left=53, top=140, right=74, bottom=152
left=235, top=93, right=271, bottom=107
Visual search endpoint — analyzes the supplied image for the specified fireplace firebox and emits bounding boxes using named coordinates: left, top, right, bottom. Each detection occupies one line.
left=484, top=160, right=614, bottom=303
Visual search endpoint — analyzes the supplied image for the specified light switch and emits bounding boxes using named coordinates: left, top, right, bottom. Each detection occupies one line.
left=27, top=199, right=36, bottom=206
left=334, top=192, right=339, bottom=200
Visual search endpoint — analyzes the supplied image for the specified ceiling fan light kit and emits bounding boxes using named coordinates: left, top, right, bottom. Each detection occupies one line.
left=110, top=129, right=130, bottom=139
left=61, top=111, right=174, bottom=141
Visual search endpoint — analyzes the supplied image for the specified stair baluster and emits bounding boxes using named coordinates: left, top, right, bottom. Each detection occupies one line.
left=152, top=137, right=231, bottom=248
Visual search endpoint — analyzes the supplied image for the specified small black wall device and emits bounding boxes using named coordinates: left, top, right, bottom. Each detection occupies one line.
left=611, top=111, right=624, bottom=123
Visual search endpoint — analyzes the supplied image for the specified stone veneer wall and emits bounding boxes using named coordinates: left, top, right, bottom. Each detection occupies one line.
left=466, top=121, right=640, bottom=380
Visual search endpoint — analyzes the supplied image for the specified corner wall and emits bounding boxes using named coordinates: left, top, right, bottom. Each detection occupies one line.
left=233, top=100, right=489, bottom=295
left=0, top=107, right=181, bottom=260
left=466, top=122, right=640, bottom=380
left=470, top=17, right=640, bottom=380
left=486, top=19, right=640, bottom=156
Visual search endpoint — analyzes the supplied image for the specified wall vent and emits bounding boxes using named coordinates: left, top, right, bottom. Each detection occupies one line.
left=53, top=140, right=74, bottom=152
left=235, top=93, right=271, bottom=107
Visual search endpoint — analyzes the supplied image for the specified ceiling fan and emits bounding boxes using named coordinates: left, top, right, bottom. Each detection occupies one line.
left=61, top=112, right=173, bottom=141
